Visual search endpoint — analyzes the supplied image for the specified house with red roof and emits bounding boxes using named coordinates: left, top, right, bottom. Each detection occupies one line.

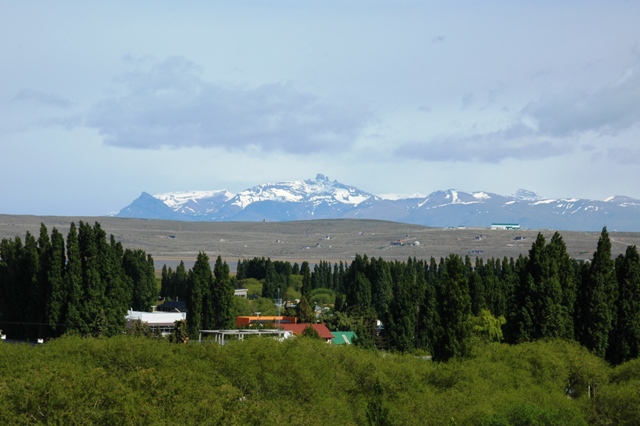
left=280, top=323, right=335, bottom=342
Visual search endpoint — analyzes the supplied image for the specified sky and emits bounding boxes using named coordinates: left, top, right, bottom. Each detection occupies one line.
left=2, top=1, right=640, bottom=216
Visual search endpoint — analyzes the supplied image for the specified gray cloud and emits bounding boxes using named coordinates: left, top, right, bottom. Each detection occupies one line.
left=606, top=146, right=640, bottom=165
left=396, top=68, right=640, bottom=164
left=85, top=56, right=371, bottom=153
left=13, top=89, right=75, bottom=109
left=523, top=69, right=640, bottom=137
left=395, top=123, right=570, bottom=163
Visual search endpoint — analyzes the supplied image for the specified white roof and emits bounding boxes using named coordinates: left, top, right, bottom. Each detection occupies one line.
left=126, top=310, right=186, bottom=325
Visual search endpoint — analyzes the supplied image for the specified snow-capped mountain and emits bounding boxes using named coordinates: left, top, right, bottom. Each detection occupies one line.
left=230, top=174, right=375, bottom=209
left=114, top=175, right=640, bottom=231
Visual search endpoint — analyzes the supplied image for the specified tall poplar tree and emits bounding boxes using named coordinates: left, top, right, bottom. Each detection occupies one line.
left=430, top=254, right=472, bottom=362
left=575, top=227, right=617, bottom=358
left=300, top=261, right=312, bottom=297
left=46, top=228, right=66, bottom=337
left=23, top=232, right=41, bottom=339
left=186, top=252, right=212, bottom=336
left=65, top=222, right=84, bottom=335
left=609, top=245, right=640, bottom=364
left=211, top=256, right=235, bottom=329
left=0, top=236, right=27, bottom=338
left=123, top=249, right=157, bottom=312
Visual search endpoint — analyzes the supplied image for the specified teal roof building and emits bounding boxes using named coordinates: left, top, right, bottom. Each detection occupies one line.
left=332, top=331, right=357, bottom=345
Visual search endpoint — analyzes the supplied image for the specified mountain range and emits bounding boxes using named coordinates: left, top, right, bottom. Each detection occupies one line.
left=114, top=174, right=640, bottom=231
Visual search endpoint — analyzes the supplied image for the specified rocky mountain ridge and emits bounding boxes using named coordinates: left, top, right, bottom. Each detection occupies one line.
left=115, top=174, right=640, bottom=231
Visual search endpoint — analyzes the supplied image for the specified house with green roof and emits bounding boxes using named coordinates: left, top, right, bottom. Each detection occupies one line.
left=332, top=331, right=357, bottom=345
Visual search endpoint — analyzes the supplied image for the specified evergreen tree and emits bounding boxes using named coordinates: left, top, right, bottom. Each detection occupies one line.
left=46, top=228, right=66, bottom=337
left=94, top=224, right=127, bottom=336
left=468, top=257, right=485, bottom=316
left=430, top=254, right=472, bottom=362
left=123, top=249, right=157, bottom=312
left=186, top=252, right=212, bottom=336
left=609, top=245, right=640, bottom=364
left=211, top=256, right=235, bottom=329
left=416, top=259, right=438, bottom=351
left=575, top=227, right=617, bottom=358
left=345, top=255, right=372, bottom=314
left=262, top=262, right=279, bottom=300
left=33, top=224, right=52, bottom=338
left=0, top=236, right=28, bottom=338
left=64, top=223, right=84, bottom=335
left=160, top=264, right=170, bottom=299
left=385, top=263, right=419, bottom=352
left=547, top=232, right=577, bottom=340
left=291, top=262, right=300, bottom=275
left=77, top=221, right=104, bottom=336
left=369, top=257, right=393, bottom=320
left=23, top=232, right=42, bottom=339
left=174, top=260, right=188, bottom=301
left=300, top=261, right=312, bottom=297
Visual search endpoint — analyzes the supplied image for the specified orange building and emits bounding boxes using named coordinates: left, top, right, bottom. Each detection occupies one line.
left=235, top=316, right=298, bottom=327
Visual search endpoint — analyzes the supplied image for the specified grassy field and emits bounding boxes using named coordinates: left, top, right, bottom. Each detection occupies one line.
left=1, top=214, right=639, bottom=271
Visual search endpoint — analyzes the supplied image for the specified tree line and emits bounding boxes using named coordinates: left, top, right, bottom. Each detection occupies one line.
left=0, top=222, right=157, bottom=340
left=4, top=222, right=639, bottom=366
left=194, top=228, right=639, bottom=364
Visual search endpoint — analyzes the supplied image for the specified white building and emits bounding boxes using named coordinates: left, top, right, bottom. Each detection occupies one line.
left=491, top=223, right=520, bottom=230
left=126, top=310, right=186, bottom=336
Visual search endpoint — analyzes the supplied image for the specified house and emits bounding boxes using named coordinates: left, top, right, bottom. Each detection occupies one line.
left=126, top=310, right=186, bottom=336
left=234, top=288, right=249, bottom=298
left=491, top=223, right=520, bottom=230
left=156, top=300, right=187, bottom=313
left=280, top=323, right=335, bottom=342
left=331, top=331, right=357, bottom=345
left=236, top=315, right=298, bottom=327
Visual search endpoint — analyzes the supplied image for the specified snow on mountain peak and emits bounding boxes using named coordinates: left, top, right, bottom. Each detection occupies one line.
left=230, top=175, right=374, bottom=209
left=154, top=190, right=234, bottom=209
left=472, top=191, right=491, bottom=200
left=513, top=189, right=542, bottom=201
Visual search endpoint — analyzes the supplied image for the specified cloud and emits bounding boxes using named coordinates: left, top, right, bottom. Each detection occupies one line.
left=395, top=123, right=570, bottom=163
left=85, top=56, right=371, bottom=153
left=605, top=146, right=640, bottom=165
left=523, top=69, right=640, bottom=137
left=13, top=89, right=75, bottom=109
left=395, top=68, right=640, bottom=164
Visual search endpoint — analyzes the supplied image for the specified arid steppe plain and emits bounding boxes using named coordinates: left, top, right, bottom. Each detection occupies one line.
left=2, top=215, right=640, bottom=272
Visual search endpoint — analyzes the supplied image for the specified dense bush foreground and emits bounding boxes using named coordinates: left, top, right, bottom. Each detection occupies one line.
left=1, top=336, right=640, bottom=425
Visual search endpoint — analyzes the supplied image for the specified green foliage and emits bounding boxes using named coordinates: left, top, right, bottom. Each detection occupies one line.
left=0, top=337, right=633, bottom=424
left=250, top=297, right=279, bottom=316
left=308, top=287, right=335, bottom=306
left=239, top=277, right=263, bottom=297
left=296, top=296, right=315, bottom=323
left=168, top=319, right=189, bottom=344
left=301, top=325, right=322, bottom=339
left=366, top=378, right=393, bottom=426
left=472, top=309, right=506, bottom=343
left=233, top=296, right=253, bottom=316
left=126, top=319, right=161, bottom=338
